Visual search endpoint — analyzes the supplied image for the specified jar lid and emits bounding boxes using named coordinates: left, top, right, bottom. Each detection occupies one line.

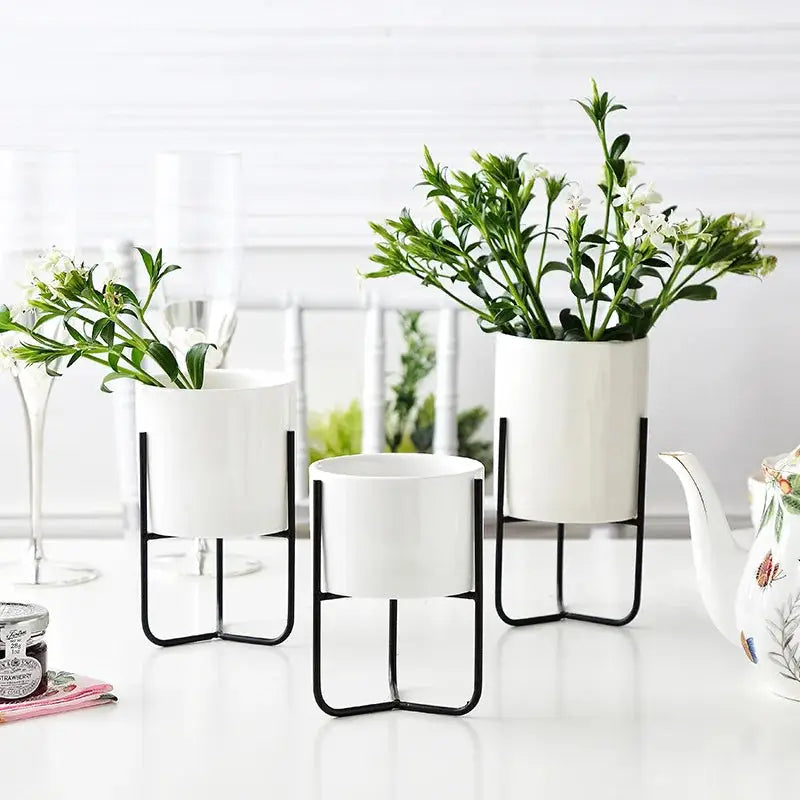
left=0, top=602, right=49, bottom=636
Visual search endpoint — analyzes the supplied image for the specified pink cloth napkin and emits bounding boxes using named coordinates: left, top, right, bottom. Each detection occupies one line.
left=0, top=670, right=116, bottom=724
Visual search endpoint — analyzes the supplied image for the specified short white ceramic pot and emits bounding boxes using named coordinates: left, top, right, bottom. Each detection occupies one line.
left=494, top=334, right=649, bottom=524
left=136, top=369, right=294, bottom=539
left=310, top=453, right=484, bottom=598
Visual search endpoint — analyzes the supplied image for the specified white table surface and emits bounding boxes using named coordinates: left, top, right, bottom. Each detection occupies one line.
left=0, top=535, right=794, bottom=799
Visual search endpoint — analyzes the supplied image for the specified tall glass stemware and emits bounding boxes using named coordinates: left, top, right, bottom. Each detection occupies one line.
left=153, top=151, right=259, bottom=578
left=0, top=149, right=99, bottom=586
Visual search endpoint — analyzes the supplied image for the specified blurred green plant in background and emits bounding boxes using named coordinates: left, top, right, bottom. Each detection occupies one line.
left=307, top=310, right=492, bottom=472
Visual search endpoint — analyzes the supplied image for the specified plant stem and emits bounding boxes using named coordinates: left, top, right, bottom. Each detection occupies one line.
left=534, top=203, right=553, bottom=293
left=594, top=253, right=642, bottom=339
left=589, top=121, right=614, bottom=335
left=402, top=254, right=493, bottom=322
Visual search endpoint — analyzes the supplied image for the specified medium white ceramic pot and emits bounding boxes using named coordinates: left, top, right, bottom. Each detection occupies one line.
left=136, top=369, right=294, bottom=539
left=494, top=334, right=649, bottom=524
left=310, top=453, right=483, bottom=598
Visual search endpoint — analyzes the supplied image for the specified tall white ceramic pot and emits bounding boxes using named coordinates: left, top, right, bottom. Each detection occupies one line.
left=136, top=369, right=294, bottom=539
left=494, top=335, right=648, bottom=523
left=310, top=453, right=483, bottom=598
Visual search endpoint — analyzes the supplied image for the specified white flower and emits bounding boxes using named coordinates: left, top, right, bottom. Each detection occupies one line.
left=566, top=186, right=590, bottom=220
left=27, top=248, right=73, bottom=284
left=612, top=182, right=662, bottom=212
left=0, top=331, right=20, bottom=376
left=519, top=158, right=548, bottom=183
left=19, top=248, right=76, bottom=306
left=642, top=215, right=667, bottom=248
left=670, top=217, right=699, bottom=240
left=640, top=183, right=662, bottom=206
left=732, top=212, right=764, bottom=230
left=168, top=327, right=224, bottom=369
left=622, top=210, right=643, bottom=247
left=622, top=209, right=677, bottom=249
left=93, top=261, right=122, bottom=289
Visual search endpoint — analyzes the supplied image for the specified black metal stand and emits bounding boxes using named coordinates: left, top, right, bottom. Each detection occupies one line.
left=139, top=430, right=296, bottom=647
left=312, top=478, right=484, bottom=717
left=495, top=417, right=647, bottom=627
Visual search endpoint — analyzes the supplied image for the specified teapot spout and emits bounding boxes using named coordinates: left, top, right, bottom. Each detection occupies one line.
left=658, top=451, right=747, bottom=645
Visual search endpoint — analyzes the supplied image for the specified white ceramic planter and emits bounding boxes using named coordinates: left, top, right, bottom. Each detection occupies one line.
left=494, top=334, right=649, bottom=524
left=136, top=369, right=294, bottom=539
left=310, top=453, right=483, bottom=598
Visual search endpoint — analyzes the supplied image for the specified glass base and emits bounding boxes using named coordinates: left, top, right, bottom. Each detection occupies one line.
left=151, top=548, right=262, bottom=578
left=0, top=556, right=100, bottom=587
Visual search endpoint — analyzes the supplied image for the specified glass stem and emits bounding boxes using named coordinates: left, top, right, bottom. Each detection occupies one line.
left=196, top=537, right=210, bottom=576
left=16, top=370, right=55, bottom=567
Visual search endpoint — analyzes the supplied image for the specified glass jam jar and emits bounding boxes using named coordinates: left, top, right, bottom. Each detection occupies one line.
left=0, top=603, right=49, bottom=702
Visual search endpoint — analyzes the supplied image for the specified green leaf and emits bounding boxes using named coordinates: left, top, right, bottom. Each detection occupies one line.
left=601, top=324, right=635, bottom=341
left=186, top=343, right=217, bottom=389
left=641, top=257, right=672, bottom=269
left=591, top=291, right=612, bottom=302
left=146, top=341, right=181, bottom=383
left=781, top=493, right=800, bottom=515
left=109, top=284, right=140, bottom=307
left=559, top=308, right=583, bottom=337
left=66, top=351, right=82, bottom=368
left=582, top=233, right=608, bottom=245
left=92, top=318, right=111, bottom=341
left=44, top=356, right=62, bottom=378
left=157, top=264, right=181, bottom=281
left=0, top=305, right=23, bottom=332
left=609, top=158, right=626, bottom=183
left=580, top=252, right=596, bottom=273
left=541, top=261, right=570, bottom=275
left=135, top=248, right=155, bottom=279
left=574, top=100, right=596, bottom=122
left=758, top=497, right=775, bottom=532
left=569, top=277, right=588, bottom=299
left=492, top=307, right=517, bottom=325
left=635, top=266, right=665, bottom=284
left=609, top=134, right=630, bottom=159
left=101, top=321, right=115, bottom=347
left=64, top=321, right=85, bottom=343
left=673, top=285, right=718, bottom=302
left=108, top=346, right=122, bottom=371
left=776, top=502, right=785, bottom=541
left=100, top=372, right=128, bottom=393
left=617, top=297, right=644, bottom=318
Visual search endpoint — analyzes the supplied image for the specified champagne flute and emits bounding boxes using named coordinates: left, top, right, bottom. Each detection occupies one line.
left=0, top=149, right=99, bottom=586
left=152, top=151, right=260, bottom=578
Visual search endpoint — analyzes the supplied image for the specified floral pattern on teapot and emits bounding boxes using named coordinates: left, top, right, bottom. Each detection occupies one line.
left=739, top=449, right=800, bottom=695
left=759, top=449, right=800, bottom=541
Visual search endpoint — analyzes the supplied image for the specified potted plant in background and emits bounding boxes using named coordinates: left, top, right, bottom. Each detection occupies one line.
left=308, top=310, right=492, bottom=472
left=0, top=246, right=294, bottom=555
left=364, top=80, right=776, bottom=527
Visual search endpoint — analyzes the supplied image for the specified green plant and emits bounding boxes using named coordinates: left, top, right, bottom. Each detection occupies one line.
left=385, top=311, right=436, bottom=452
left=308, top=311, right=492, bottom=472
left=410, top=394, right=492, bottom=473
left=308, top=400, right=363, bottom=463
left=364, top=81, right=776, bottom=341
left=0, top=247, right=216, bottom=390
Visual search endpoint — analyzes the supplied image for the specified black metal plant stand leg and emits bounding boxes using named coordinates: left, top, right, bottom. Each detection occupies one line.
left=140, top=430, right=296, bottom=647
left=494, top=417, right=647, bottom=627
left=312, top=478, right=484, bottom=717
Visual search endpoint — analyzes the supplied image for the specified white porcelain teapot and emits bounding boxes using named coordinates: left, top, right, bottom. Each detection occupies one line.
left=660, top=448, right=800, bottom=701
